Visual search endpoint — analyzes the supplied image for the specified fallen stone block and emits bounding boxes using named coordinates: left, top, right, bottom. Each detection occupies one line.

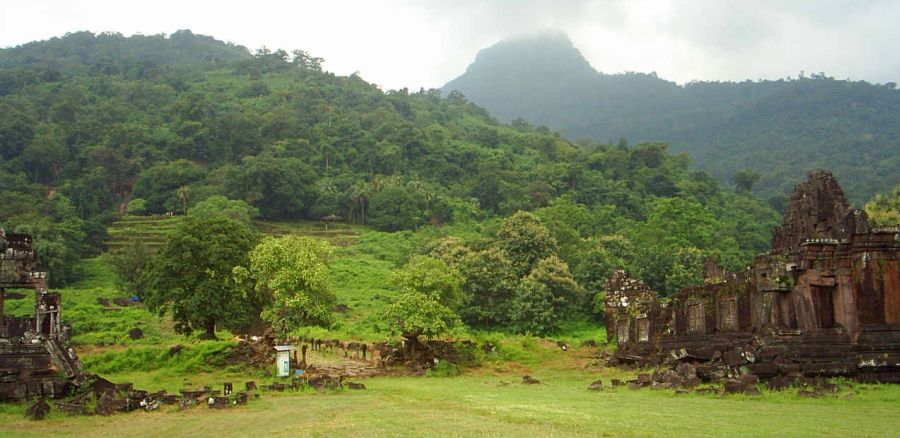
left=723, top=350, right=746, bottom=367
left=128, top=328, right=143, bottom=340
left=675, top=362, right=697, bottom=379
left=521, top=375, right=541, bottom=385
left=738, top=374, right=760, bottom=387
left=25, top=399, right=51, bottom=420
left=723, top=379, right=745, bottom=394
left=95, top=392, right=128, bottom=415
left=587, top=380, right=603, bottom=391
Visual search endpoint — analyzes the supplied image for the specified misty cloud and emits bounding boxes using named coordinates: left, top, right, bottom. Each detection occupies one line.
left=1, top=0, right=897, bottom=89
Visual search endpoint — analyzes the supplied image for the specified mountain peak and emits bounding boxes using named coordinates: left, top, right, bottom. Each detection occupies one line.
left=442, top=30, right=600, bottom=125
left=461, top=30, right=597, bottom=78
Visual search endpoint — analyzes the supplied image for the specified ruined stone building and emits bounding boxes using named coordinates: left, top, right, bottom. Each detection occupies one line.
left=605, top=171, right=900, bottom=382
left=1, top=230, right=82, bottom=400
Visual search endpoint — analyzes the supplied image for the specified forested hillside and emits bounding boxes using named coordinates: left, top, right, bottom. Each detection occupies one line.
left=0, top=31, right=777, bottom=306
left=443, top=31, right=900, bottom=205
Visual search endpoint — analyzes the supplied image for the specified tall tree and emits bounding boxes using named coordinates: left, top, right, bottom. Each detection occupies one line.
left=497, top=211, right=559, bottom=277
left=384, top=256, right=464, bottom=339
left=142, top=215, right=258, bottom=338
left=236, top=235, right=335, bottom=336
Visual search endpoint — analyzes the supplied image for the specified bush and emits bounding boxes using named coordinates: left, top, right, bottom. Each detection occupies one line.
left=426, top=360, right=461, bottom=378
left=126, top=198, right=148, bottom=215
left=368, top=186, right=427, bottom=231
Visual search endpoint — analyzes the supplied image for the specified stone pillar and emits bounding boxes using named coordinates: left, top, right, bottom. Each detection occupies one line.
left=792, top=282, right=816, bottom=331
left=834, top=266, right=858, bottom=341
left=0, top=288, right=5, bottom=338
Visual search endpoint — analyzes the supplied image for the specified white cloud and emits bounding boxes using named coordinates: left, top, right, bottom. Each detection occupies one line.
left=1, top=0, right=897, bottom=89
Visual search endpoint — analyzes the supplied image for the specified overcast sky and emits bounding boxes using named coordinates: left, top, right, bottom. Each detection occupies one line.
left=1, top=0, right=898, bottom=90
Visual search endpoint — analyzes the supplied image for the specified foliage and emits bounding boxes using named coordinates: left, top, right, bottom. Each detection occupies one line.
left=383, top=290, right=463, bottom=340
left=511, top=255, right=583, bottom=335
left=509, top=279, right=556, bottom=335
left=525, top=255, right=584, bottom=316
left=455, top=247, right=518, bottom=327
left=188, top=195, right=259, bottom=224
left=237, top=235, right=335, bottom=336
left=225, top=153, right=317, bottom=219
left=3, top=194, right=102, bottom=286
left=368, top=186, right=427, bottom=231
left=865, top=184, right=900, bottom=226
left=732, top=169, right=760, bottom=193
left=132, top=160, right=207, bottom=214
left=107, top=240, right=153, bottom=296
left=126, top=198, right=148, bottom=215
left=497, top=211, right=559, bottom=277
left=389, top=255, right=464, bottom=309
left=384, top=255, right=464, bottom=339
left=142, top=215, right=258, bottom=337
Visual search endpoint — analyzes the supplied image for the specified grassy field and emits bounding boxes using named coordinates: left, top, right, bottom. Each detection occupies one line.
left=2, top=367, right=899, bottom=437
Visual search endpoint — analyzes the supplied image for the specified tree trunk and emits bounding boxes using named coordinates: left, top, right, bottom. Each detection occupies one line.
left=200, top=318, right=217, bottom=340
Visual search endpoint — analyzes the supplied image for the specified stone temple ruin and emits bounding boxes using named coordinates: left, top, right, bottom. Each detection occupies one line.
left=605, top=170, right=900, bottom=384
left=1, top=230, right=83, bottom=400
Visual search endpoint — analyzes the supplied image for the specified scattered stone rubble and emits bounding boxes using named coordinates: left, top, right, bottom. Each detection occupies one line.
left=604, top=171, right=900, bottom=391
left=51, top=376, right=262, bottom=417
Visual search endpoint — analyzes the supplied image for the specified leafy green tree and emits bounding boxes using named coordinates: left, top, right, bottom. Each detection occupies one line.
left=497, top=211, right=559, bottom=277
left=510, top=279, right=555, bottom=335
left=0, top=103, right=35, bottom=160
left=226, top=154, right=317, bottom=219
left=865, top=184, right=900, bottom=226
left=126, top=198, right=148, bottom=215
left=132, top=160, right=206, bottom=214
left=640, top=197, right=718, bottom=249
left=511, top=255, right=583, bottom=335
left=384, top=291, right=463, bottom=340
left=368, top=186, right=427, bottom=231
left=188, top=195, right=259, bottom=224
left=574, top=236, right=629, bottom=304
left=732, top=169, right=760, bottom=193
left=384, top=256, right=465, bottom=339
left=456, top=247, right=518, bottom=326
left=389, top=256, right=464, bottom=310
left=424, top=236, right=471, bottom=266
left=142, top=215, right=258, bottom=338
left=107, top=240, right=153, bottom=296
left=237, top=235, right=334, bottom=336
left=664, top=247, right=706, bottom=292
left=535, top=195, right=593, bottom=263
left=9, top=195, right=90, bottom=286
left=62, top=167, right=115, bottom=219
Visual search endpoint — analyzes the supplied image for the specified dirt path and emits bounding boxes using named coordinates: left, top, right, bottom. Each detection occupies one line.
left=304, top=349, right=382, bottom=378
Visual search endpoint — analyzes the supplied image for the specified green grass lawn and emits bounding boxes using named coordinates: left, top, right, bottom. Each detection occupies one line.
left=1, top=368, right=898, bottom=437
